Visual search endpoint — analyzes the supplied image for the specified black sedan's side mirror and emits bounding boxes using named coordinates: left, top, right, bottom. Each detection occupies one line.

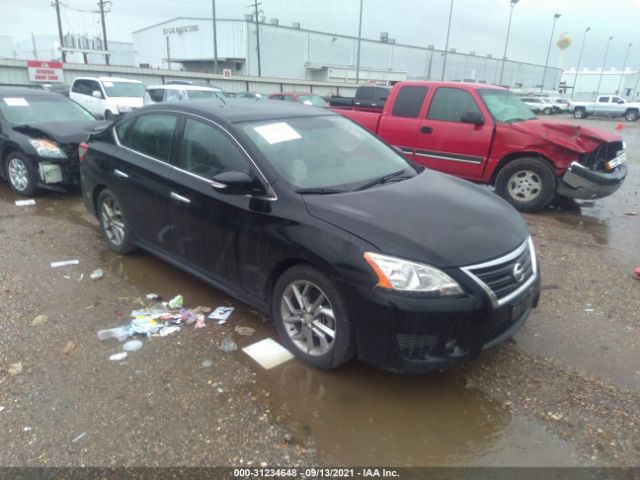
left=211, top=170, right=259, bottom=195
left=460, top=111, right=485, bottom=125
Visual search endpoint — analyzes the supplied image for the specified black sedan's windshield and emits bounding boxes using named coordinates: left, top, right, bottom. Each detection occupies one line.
left=0, top=95, right=96, bottom=124
left=478, top=89, right=536, bottom=123
left=240, top=115, right=413, bottom=191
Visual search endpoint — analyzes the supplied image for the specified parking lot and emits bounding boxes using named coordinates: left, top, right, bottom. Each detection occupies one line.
left=0, top=114, right=638, bottom=468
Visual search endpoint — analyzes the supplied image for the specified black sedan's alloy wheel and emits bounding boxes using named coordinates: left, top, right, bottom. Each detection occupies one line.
left=273, top=265, right=355, bottom=369
left=5, top=152, right=38, bottom=196
left=98, top=189, right=137, bottom=254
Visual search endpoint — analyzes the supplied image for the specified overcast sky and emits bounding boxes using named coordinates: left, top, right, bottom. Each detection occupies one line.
left=3, top=0, right=640, bottom=70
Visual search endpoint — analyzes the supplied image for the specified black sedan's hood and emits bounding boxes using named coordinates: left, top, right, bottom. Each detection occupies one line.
left=13, top=121, right=109, bottom=144
left=303, top=170, right=529, bottom=268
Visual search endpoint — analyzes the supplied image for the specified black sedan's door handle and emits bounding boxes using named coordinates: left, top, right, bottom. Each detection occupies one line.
left=113, top=169, right=129, bottom=179
left=420, top=126, right=433, bottom=134
left=170, top=192, right=191, bottom=205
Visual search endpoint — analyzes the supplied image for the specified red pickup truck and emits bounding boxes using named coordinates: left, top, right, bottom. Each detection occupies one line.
left=335, top=81, right=627, bottom=211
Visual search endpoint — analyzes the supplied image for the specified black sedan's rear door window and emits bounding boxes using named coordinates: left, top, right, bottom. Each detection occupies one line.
left=123, top=114, right=177, bottom=162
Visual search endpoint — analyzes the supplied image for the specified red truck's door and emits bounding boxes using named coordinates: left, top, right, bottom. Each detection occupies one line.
left=377, top=85, right=428, bottom=156
left=414, top=86, right=493, bottom=180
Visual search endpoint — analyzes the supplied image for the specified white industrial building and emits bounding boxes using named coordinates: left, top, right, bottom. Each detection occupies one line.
left=133, top=17, right=563, bottom=89
left=561, top=68, right=640, bottom=100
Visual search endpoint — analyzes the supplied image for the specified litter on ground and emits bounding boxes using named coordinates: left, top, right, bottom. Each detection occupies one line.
left=32, top=315, right=48, bottom=326
left=72, top=432, right=87, bottom=443
left=90, top=268, right=104, bottom=280
left=220, top=337, right=238, bottom=353
left=8, top=362, right=23, bottom=376
left=109, top=352, right=128, bottom=362
left=157, top=325, right=181, bottom=337
left=634, top=266, right=640, bottom=280
left=0, top=406, right=5, bottom=412
left=63, top=341, right=76, bottom=354
left=123, top=339, right=143, bottom=352
left=209, top=306, right=234, bottom=324
left=201, top=359, right=214, bottom=368
left=146, top=293, right=160, bottom=300
left=234, top=326, right=256, bottom=336
left=168, top=295, right=184, bottom=309
left=51, top=259, right=79, bottom=268
left=242, top=338, right=294, bottom=369
left=15, top=199, right=36, bottom=206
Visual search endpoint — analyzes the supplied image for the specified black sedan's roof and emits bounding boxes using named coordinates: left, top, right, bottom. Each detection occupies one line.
left=141, top=98, right=335, bottom=125
left=0, top=87, right=62, bottom=98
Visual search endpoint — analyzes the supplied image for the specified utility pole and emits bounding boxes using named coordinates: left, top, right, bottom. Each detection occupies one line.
left=571, top=27, right=590, bottom=99
left=441, top=0, right=454, bottom=81
left=355, top=0, right=363, bottom=84
left=540, top=13, right=560, bottom=93
left=253, top=0, right=262, bottom=76
left=98, top=0, right=110, bottom=65
left=212, top=0, right=218, bottom=74
left=596, top=36, right=613, bottom=98
left=499, top=0, right=519, bottom=86
left=617, top=42, right=632, bottom=95
left=51, top=0, right=66, bottom=62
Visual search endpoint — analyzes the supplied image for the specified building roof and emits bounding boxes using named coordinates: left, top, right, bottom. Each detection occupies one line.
left=146, top=84, right=222, bottom=91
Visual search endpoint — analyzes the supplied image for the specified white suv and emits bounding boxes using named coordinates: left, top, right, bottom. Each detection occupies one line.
left=69, top=76, right=145, bottom=120
left=144, top=84, right=225, bottom=105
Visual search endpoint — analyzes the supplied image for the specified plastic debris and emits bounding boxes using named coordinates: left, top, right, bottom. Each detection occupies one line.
left=51, top=259, right=79, bottom=268
left=123, top=339, right=143, bottom=352
left=77, top=273, right=84, bottom=281
left=0, top=406, right=5, bottom=412
left=8, top=362, right=23, bottom=376
left=72, top=432, right=87, bottom=443
left=242, top=338, right=294, bottom=369
left=193, top=306, right=212, bottom=314
left=634, top=266, right=640, bottom=280
left=235, top=326, right=256, bottom=336
left=219, top=337, right=238, bottom=353
left=90, top=268, right=104, bottom=280
left=194, top=313, right=206, bottom=329
left=209, top=306, right=234, bottom=324
left=168, top=295, right=184, bottom=309
left=146, top=293, right=160, bottom=300
left=201, top=359, right=214, bottom=368
left=15, top=199, right=36, bottom=206
left=157, top=325, right=180, bottom=337
left=625, top=211, right=639, bottom=216
left=32, top=315, right=48, bottom=326
left=23, top=427, right=32, bottom=432
left=109, top=352, right=128, bottom=362
left=63, top=341, right=76, bottom=355
left=128, top=318, right=160, bottom=336
left=97, top=326, right=129, bottom=342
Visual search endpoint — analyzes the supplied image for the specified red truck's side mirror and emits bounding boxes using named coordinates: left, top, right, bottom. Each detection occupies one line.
left=461, top=111, right=485, bottom=125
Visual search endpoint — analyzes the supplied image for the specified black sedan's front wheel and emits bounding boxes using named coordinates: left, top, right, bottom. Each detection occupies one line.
left=5, top=152, right=38, bottom=196
left=273, top=265, right=355, bottom=370
left=97, top=189, right=136, bottom=254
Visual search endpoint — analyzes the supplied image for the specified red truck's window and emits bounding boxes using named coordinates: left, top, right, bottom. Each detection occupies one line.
left=391, top=86, right=427, bottom=118
left=427, top=87, right=482, bottom=123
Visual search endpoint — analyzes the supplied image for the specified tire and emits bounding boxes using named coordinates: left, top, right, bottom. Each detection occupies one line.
left=543, top=107, right=552, bottom=115
left=494, top=157, right=557, bottom=212
left=272, top=265, right=356, bottom=370
left=574, top=108, right=586, bottom=119
left=624, top=109, right=638, bottom=122
left=104, top=110, right=116, bottom=121
left=97, top=189, right=136, bottom=254
left=4, top=151, right=39, bottom=196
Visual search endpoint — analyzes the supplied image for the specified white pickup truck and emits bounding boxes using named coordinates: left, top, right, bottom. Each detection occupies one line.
left=569, top=95, right=640, bottom=121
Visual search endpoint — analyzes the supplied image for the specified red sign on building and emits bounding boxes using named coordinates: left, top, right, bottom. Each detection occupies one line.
left=27, top=60, right=64, bottom=83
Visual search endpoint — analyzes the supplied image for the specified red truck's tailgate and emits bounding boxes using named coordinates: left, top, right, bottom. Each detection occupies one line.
left=331, top=108, right=381, bottom=134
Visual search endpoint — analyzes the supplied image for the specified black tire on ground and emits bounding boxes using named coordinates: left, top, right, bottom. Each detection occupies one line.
left=97, top=189, right=137, bottom=254
left=543, top=107, right=552, bottom=115
left=4, top=151, right=39, bottom=196
left=272, top=265, right=356, bottom=370
left=624, top=109, right=639, bottom=122
left=494, top=157, right=557, bottom=212
left=574, top=108, right=586, bottom=119
left=104, top=110, right=115, bottom=121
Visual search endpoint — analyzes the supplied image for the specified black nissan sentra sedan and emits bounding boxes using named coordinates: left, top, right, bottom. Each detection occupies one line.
left=80, top=99, right=540, bottom=373
left=0, top=87, right=105, bottom=195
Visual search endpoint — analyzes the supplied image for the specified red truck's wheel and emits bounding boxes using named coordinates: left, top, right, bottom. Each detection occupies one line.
left=495, top=158, right=556, bottom=212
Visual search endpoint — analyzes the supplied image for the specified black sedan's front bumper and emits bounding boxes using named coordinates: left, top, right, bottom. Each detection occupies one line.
left=558, top=161, right=627, bottom=200
left=340, top=274, right=540, bottom=373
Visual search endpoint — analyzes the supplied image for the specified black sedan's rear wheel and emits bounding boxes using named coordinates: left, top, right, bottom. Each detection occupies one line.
left=272, top=265, right=355, bottom=370
left=97, top=189, right=136, bottom=254
left=495, top=157, right=557, bottom=212
left=5, top=151, right=39, bottom=196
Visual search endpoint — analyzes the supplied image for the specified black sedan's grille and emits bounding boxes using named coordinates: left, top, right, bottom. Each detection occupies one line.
left=463, top=240, right=535, bottom=305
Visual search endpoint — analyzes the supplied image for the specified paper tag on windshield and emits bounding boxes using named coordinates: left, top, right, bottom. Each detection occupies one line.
left=4, top=97, right=29, bottom=107
left=102, top=81, right=114, bottom=87
left=254, top=122, right=301, bottom=144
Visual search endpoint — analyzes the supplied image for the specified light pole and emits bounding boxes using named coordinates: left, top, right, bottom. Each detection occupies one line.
left=617, top=42, right=632, bottom=95
left=571, top=27, right=590, bottom=99
left=211, top=0, right=218, bottom=74
left=441, top=0, right=454, bottom=81
left=498, top=0, right=519, bottom=86
left=355, top=0, right=364, bottom=84
left=540, top=13, right=561, bottom=93
left=596, top=36, right=613, bottom=97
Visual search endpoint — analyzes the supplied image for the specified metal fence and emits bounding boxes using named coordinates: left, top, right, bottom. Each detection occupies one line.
left=0, top=58, right=359, bottom=97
